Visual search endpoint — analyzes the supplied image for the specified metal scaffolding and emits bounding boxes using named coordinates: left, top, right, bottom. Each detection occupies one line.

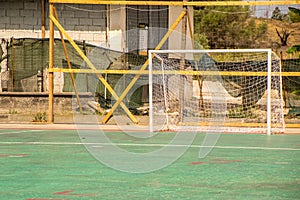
left=48, top=0, right=300, bottom=124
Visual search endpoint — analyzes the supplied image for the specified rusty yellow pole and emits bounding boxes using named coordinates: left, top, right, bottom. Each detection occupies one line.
left=102, top=9, right=188, bottom=124
left=11, top=37, right=14, bottom=92
left=41, top=0, right=46, bottom=38
left=48, top=0, right=300, bottom=6
left=53, top=7, right=83, bottom=113
left=48, top=4, right=54, bottom=123
left=49, top=15, right=138, bottom=123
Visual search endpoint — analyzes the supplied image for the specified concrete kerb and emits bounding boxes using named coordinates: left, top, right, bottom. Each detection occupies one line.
left=0, top=123, right=299, bottom=134
left=0, top=123, right=121, bottom=131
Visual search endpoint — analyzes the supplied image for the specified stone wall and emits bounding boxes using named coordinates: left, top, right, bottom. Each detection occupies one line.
left=0, top=92, right=94, bottom=115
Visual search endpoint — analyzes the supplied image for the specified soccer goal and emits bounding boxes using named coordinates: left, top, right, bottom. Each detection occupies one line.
left=148, top=49, right=285, bottom=135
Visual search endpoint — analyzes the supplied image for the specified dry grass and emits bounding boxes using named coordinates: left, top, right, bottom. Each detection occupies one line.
left=257, top=18, right=300, bottom=59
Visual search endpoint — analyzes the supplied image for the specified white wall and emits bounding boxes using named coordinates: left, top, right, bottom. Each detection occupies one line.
left=0, top=0, right=108, bottom=46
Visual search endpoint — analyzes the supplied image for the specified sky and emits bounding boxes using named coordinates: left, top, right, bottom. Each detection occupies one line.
left=248, top=2, right=300, bottom=18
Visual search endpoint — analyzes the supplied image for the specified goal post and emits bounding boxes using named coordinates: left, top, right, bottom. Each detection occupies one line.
left=148, top=49, right=285, bottom=135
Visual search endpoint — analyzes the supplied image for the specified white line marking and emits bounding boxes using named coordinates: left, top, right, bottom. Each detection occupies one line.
left=0, top=130, right=44, bottom=135
left=274, top=162, right=289, bottom=164
left=0, top=141, right=299, bottom=151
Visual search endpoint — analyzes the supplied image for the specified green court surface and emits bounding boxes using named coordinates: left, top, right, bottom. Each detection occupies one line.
left=0, top=129, right=299, bottom=200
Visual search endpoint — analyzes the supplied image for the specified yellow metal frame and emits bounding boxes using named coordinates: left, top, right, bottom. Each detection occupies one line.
left=102, top=9, right=188, bottom=123
left=49, top=13, right=138, bottom=123
left=49, top=0, right=300, bottom=6
left=48, top=0, right=300, bottom=125
left=48, top=68, right=300, bottom=77
left=53, top=7, right=83, bottom=113
left=48, top=3, right=189, bottom=124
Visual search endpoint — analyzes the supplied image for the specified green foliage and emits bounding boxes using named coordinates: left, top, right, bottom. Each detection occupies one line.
left=288, top=7, right=300, bottom=23
left=8, top=109, right=18, bottom=114
left=194, top=3, right=268, bottom=49
left=287, top=45, right=300, bottom=58
left=32, top=112, right=47, bottom=122
left=193, top=33, right=209, bottom=49
left=292, top=90, right=300, bottom=96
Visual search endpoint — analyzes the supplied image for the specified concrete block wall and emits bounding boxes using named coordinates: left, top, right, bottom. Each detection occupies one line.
left=0, top=0, right=107, bottom=46
left=0, top=0, right=109, bottom=93
left=0, top=92, right=94, bottom=115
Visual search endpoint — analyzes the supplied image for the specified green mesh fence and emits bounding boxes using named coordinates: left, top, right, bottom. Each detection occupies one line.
left=5, top=38, right=148, bottom=109
left=282, top=59, right=300, bottom=115
left=4, top=38, right=300, bottom=113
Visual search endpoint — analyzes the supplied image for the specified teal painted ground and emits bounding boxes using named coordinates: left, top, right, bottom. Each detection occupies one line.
left=0, top=130, right=299, bottom=200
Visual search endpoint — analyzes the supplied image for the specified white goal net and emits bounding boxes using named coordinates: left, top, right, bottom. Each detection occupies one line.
left=148, top=49, right=285, bottom=134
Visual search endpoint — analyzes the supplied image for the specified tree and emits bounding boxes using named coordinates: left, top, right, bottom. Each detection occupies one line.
left=271, top=7, right=289, bottom=21
left=276, top=28, right=292, bottom=46
left=194, top=3, right=267, bottom=49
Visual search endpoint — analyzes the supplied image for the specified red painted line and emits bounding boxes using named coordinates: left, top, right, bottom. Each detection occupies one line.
left=189, top=161, right=205, bottom=165
left=53, top=190, right=73, bottom=195
left=208, top=158, right=241, bottom=164
left=26, top=198, right=69, bottom=200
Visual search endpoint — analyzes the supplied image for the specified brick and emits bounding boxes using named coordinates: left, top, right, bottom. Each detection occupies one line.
left=0, top=9, right=6, bottom=17
left=24, top=17, right=38, bottom=25
left=34, top=25, right=43, bottom=30
left=1, top=17, right=10, bottom=24
left=6, top=24, right=20, bottom=29
left=74, top=11, right=89, bottom=18
left=22, top=25, right=34, bottom=30
left=74, top=25, right=87, bottom=31
left=79, top=18, right=93, bottom=26
left=89, top=26, right=102, bottom=31
left=64, top=25, right=75, bottom=31
left=64, top=18, right=78, bottom=26
left=93, top=4, right=105, bottom=11
left=62, top=11, right=75, bottom=18
left=0, top=23, right=6, bottom=29
left=80, top=4, right=93, bottom=10
left=36, top=19, right=42, bottom=26
left=10, top=17, right=23, bottom=25
left=0, top=2, right=8, bottom=9
left=20, top=9, right=34, bottom=17
left=10, top=2, right=23, bottom=9
left=55, top=4, right=64, bottom=11
left=33, top=10, right=41, bottom=17
left=24, top=2, right=37, bottom=10
left=89, top=12, right=102, bottom=19
left=92, top=18, right=101, bottom=26
left=93, top=18, right=106, bottom=26
left=7, top=10, right=20, bottom=17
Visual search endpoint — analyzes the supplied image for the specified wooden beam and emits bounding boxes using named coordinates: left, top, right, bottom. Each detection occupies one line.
left=49, top=0, right=300, bottom=6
